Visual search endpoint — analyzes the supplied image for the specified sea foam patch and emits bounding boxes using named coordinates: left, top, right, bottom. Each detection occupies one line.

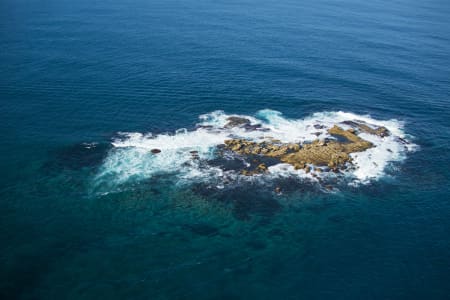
left=94, top=110, right=417, bottom=190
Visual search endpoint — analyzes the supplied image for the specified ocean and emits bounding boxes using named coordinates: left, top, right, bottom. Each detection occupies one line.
left=1, top=0, right=450, bottom=299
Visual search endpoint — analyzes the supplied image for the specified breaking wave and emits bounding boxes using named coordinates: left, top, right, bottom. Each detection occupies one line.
left=93, top=110, right=417, bottom=192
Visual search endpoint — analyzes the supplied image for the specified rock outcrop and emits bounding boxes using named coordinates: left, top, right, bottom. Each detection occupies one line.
left=225, top=116, right=251, bottom=128
left=223, top=125, right=378, bottom=174
left=341, top=120, right=390, bottom=137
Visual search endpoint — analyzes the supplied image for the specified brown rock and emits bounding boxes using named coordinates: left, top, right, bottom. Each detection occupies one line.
left=257, top=163, right=268, bottom=172
left=241, top=170, right=251, bottom=176
left=223, top=125, right=374, bottom=173
left=231, top=144, right=242, bottom=152
left=252, top=146, right=261, bottom=154
left=288, top=144, right=300, bottom=151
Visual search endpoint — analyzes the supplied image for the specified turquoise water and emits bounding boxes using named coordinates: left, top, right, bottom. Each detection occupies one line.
left=1, top=0, right=450, bottom=299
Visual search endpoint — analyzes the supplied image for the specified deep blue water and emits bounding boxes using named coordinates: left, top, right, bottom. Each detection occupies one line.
left=1, top=0, right=450, bottom=299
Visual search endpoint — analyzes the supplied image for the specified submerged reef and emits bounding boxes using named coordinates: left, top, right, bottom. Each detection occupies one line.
left=223, top=117, right=389, bottom=175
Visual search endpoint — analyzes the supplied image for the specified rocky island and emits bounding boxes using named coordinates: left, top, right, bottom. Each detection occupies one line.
left=221, top=116, right=390, bottom=176
left=106, top=110, right=414, bottom=187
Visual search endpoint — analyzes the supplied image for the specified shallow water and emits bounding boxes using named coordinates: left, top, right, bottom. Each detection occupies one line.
left=1, top=0, right=450, bottom=299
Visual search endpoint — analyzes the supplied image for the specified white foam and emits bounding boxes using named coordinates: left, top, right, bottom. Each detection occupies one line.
left=94, top=110, right=417, bottom=189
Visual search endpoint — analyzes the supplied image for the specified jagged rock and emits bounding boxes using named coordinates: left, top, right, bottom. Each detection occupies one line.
left=230, top=145, right=240, bottom=152
left=244, top=124, right=262, bottom=131
left=252, top=146, right=261, bottom=154
left=342, top=120, right=390, bottom=137
left=241, top=170, right=251, bottom=176
left=225, top=116, right=251, bottom=128
left=293, top=162, right=306, bottom=170
left=257, top=163, right=268, bottom=172
left=288, top=144, right=300, bottom=151
left=223, top=125, right=374, bottom=173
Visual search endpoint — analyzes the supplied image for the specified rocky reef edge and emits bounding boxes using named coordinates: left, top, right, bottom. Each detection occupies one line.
left=221, top=117, right=390, bottom=176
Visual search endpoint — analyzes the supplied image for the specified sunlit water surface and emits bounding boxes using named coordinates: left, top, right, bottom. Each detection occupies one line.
left=1, top=0, right=449, bottom=299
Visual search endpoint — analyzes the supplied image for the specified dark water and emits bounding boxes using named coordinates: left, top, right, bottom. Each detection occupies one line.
left=1, top=0, right=450, bottom=299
